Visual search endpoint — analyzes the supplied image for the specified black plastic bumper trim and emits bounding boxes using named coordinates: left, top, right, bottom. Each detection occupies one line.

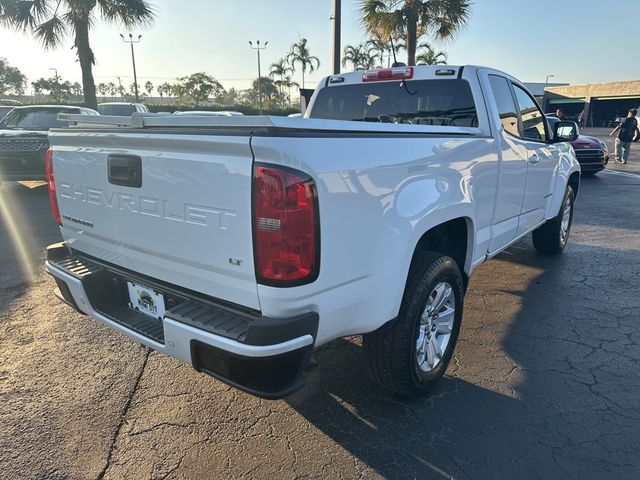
left=190, top=340, right=313, bottom=399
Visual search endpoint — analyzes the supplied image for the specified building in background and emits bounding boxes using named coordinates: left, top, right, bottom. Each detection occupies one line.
left=543, top=80, right=640, bottom=127
left=523, top=82, right=569, bottom=103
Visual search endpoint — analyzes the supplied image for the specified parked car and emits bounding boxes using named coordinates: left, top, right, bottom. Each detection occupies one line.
left=0, top=105, right=98, bottom=183
left=98, top=102, right=149, bottom=116
left=0, top=99, right=22, bottom=122
left=0, top=106, right=14, bottom=122
left=548, top=115, right=609, bottom=174
left=173, top=110, right=244, bottom=116
left=45, top=65, right=580, bottom=399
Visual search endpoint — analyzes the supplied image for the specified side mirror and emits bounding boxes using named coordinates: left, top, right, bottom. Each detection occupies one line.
left=554, top=121, right=579, bottom=142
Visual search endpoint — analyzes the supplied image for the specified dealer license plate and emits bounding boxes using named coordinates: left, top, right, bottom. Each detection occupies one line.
left=127, top=281, right=165, bottom=320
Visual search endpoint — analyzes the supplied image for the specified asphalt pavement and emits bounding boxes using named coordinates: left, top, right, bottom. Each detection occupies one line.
left=1, top=131, right=639, bottom=480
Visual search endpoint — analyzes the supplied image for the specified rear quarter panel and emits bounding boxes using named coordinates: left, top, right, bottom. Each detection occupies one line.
left=251, top=134, right=499, bottom=345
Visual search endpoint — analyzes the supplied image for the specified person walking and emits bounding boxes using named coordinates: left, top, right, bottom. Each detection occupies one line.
left=610, top=108, right=639, bottom=164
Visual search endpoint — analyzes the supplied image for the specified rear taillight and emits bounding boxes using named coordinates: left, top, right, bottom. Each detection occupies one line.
left=45, top=148, right=61, bottom=225
left=253, top=163, right=319, bottom=286
left=362, top=66, right=414, bottom=82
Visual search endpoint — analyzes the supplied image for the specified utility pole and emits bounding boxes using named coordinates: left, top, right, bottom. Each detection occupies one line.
left=249, top=40, right=268, bottom=114
left=332, top=0, right=342, bottom=75
left=49, top=68, right=59, bottom=82
left=120, top=33, right=142, bottom=103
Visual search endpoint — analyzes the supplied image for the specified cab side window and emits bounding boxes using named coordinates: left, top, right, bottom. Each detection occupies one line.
left=488, top=75, right=519, bottom=137
left=512, top=85, right=547, bottom=141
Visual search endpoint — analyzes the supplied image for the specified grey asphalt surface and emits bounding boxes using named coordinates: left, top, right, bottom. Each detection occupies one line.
left=1, top=130, right=639, bottom=480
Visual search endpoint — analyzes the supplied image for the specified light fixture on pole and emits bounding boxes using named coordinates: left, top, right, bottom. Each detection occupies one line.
left=545, top=74, right=555, bottom=85
left=120, top=33, right=142, bottom=103
left=249, top=40, right=268, bottom=115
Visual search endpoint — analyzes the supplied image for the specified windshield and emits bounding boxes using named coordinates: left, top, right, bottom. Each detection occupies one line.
left=98, top=104, right=136, bottom=116
left=0, top=108, right=78, bottom=130
left=309, top=79, right=478, bottom=127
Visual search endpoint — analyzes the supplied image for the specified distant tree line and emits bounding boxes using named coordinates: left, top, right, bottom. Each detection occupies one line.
left=1, top=0, right=472, bottom=109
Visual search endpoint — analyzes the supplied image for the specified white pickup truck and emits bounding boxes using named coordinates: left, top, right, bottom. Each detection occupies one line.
left=45, top=66, right=581, bottom=399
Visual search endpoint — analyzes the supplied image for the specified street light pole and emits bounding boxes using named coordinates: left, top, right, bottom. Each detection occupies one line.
left=121, top=33, right=142, bottom=103
left=332, top=0, right=342, bottom=75
left=49, top=68, right=59, bottom=82
left=249, top=40, right=268, bottom=114
left=545, top=74, right=555, bottom=85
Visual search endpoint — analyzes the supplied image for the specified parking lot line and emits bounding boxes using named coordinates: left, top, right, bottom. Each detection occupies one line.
left=600, top=169, right=640, bottom=179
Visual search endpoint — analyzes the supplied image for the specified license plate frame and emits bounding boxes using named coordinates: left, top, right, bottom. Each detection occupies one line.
left=127, top=281, right=165, bottom=320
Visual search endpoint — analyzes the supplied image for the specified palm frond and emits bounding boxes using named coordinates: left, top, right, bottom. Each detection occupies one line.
left=0, top=0, right=53, bottom=30
left=33, top=12, right=66, bottom=47
left=421, top=0, right=471, bottom=42
left=97, top=0, right=155, bottom=27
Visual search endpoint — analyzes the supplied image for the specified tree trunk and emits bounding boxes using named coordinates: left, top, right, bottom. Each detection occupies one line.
left=406, top=14, right=418, bottom=66
left=74, top=19, right=98, bottom=110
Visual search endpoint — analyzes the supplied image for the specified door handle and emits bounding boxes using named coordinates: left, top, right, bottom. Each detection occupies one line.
left=108, top=154, right=142, bottom=188
left=528, top=153, right=541, bottom=164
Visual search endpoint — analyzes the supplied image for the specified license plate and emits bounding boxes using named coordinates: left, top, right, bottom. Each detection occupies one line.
left=127, top=281, right=165, bottom=320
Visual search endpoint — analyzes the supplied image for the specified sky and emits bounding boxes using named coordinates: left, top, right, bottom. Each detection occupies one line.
left=1, top=0, right=639, bottom=94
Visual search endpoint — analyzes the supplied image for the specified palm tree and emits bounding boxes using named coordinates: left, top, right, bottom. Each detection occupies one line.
left=366, top=36, right=386, bottom=68
left=97, top=83, right=109, bottom=98
left=71, top=82, right=83, bottom=96
left=342, top=44, right=364, bottom=71
left=0, top=0, right=155, bottom=109
left=281, top=76, right=299, bottom=108
left=287, top=38, right=320, bottom=89
left=269, top=58, right=292, bottom=107
left=269, top=58, right=291, bottom=80
left=416, top=43, right=447, bottom=65
left=145, top=81, right=154, bottom=96
left=107, top=82, right=118, bottom=99
left=157, top=82, right=172, bottom=98
left=342, top=44, right=377, bottom=71
left=359, top=0, right=471, bottom=67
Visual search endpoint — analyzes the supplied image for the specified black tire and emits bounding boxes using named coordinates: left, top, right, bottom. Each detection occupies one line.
left=363, top=252, right=464, bottom=398
left=532, top=185, right=575, bottom=254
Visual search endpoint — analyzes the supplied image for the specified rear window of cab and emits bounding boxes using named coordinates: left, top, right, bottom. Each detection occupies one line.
left=309, top=79, right=478, bottom=127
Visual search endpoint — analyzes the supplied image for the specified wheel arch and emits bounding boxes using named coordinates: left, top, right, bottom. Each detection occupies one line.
left=548, top=151, right=581, bottom=219
left=407, top=216, right=475, bottom=292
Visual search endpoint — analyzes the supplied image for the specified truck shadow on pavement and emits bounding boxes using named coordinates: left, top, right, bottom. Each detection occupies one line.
left=0, top=182, right=61, bottom=292
left=286, top=237, right=640, bottom=480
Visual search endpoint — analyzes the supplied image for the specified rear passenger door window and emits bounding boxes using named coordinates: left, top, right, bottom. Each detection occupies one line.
left=488, top=75, right=519, bottom=137
left=512, top=85, right=547, bottom=142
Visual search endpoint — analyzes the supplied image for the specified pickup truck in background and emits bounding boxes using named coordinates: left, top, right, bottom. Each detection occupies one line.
left=44, top=66, right=581, bottom=399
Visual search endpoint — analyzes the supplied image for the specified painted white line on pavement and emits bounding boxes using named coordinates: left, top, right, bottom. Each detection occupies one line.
left=600, top=169, right=640, bottom=179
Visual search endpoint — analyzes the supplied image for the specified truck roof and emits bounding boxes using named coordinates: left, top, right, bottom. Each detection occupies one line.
left=321, top=65, right=519, bottom=87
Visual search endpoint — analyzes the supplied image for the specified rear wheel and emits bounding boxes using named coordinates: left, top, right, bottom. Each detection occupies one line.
left=532, top=185, right=575, bottom=254
left=363, top=252, right=464, bottom=398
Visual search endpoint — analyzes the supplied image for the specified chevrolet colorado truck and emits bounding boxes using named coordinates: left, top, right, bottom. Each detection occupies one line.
left=45, top=66, right=581, bottom=399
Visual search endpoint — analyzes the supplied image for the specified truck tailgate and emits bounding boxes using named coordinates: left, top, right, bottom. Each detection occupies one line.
left=49, top=130, right=260, bottom=310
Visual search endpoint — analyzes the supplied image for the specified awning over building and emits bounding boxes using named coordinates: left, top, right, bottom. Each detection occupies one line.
left=547, top=98, right=586, bottom=105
